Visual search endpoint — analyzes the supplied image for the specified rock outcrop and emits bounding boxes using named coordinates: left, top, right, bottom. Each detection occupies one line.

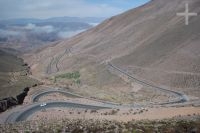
left=0, top=97, right=18, bottom=112
left=16, top=87, right=29, bottom=105
left=0, top=87, right=30, bottom=112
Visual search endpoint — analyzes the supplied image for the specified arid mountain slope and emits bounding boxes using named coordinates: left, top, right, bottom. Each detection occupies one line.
left=0, top=48, right=38, bottom=98
left=24, top=0, right=200, bottom=101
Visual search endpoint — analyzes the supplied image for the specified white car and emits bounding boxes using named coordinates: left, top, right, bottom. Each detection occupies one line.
left=40, top=103, right=47, bottom=107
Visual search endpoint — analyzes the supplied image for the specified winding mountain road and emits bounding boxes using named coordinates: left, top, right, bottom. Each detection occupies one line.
left=5, top=101, right=110, bottom=123
left=2, top=89, right=122, bottom=123
left=108, top=63, right=189, bottom=104
left=49, top=47, right=189, bottom=105
left=66, top=48, right=189, bottom=105
left=32, top=90, right=81, bottom=102
left=32, top=89, right=125, bottom=107
left=46, top=49, right=70, bottom=74
left=7, top=49, right=189, bottom=123
left=3, top=84, right=189, bottom=123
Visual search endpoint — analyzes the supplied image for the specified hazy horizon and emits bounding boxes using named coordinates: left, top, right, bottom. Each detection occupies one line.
left=0, top=0, right=150, bottom=20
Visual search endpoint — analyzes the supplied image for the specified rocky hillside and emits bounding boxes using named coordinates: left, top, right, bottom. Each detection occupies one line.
left=24, top=0, right=200, bottom=101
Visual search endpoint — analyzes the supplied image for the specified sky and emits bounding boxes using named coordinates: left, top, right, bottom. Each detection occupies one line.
left=0, top=0, right=150, bottom=20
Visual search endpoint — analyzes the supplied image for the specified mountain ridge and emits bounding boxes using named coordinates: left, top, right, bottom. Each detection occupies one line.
left=24, top=0, right=200, bottom=102
left=0, top=17, right=105, bottom=25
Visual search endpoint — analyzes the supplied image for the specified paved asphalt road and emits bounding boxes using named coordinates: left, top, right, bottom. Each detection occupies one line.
left=32, top=90, right=81, bottom=102
left=1, top=62, right=190, bottom=123
left=108, top=63, right=189, bottom=104
left=5, top=101, right=111, bottom=123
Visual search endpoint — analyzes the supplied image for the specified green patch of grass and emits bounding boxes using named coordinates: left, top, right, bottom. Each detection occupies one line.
left=55, top=71, right=80, bottom=79
left=55, top=71, right=81, bottom=85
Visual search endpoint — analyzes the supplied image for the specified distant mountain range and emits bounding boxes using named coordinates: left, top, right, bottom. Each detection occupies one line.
left=0, top=17, right=105, bottom=51
left=0, top=17, right=105, bottom=25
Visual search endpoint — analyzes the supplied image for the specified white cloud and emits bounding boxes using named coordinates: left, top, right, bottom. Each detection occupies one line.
left=24, top=23, right=55, bottom=33
left=0, top=29, right=21, bottom=37
left=24, top=23, right=36, bottom=30
left=39, top=25, right=55, bottom=33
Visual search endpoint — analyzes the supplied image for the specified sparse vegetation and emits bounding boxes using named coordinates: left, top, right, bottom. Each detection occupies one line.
left=0, top=119, right=199, bottom=133
left=55, top=71, right=80, bottom=79
left=54, top=71, right=81, bottom=85
left=90, top=109, right=97, bottom=113
left=110, top=109, right=118, bottom=115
